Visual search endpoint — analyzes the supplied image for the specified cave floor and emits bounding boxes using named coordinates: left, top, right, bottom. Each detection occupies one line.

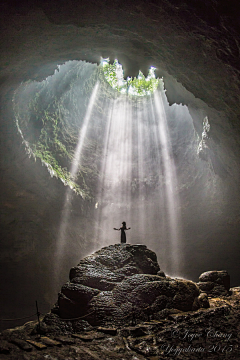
left=1, top=288, right=240, bottom=359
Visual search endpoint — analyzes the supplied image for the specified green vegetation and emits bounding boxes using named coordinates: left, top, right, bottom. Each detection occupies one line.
left=13, top=60, right=161, bottom=197
left=101, top=58, right=160, bottom=96
left=13, top=61, right=101, bottom=198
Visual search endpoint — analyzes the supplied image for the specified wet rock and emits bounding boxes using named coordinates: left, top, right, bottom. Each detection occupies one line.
left=210, top=285, right=230, bottom=297
left=69, top=265, right=124, bottom=288
left=43, top=313, right=93, bottom=334
left=157, top=270, right=166, bottom=278
left=40, top=336, right=62, bottom=347
left=196, top=292, right=210, bottom=309
left=53, top=244, right=201, bottom=325
left=112, top=274, right=173, bottom=306
left=59, top=282, right=100, bottom=318
left=171, top=279, right=200, bottom=311
left=197, top=281, right=214, bottom=292
left=198, top=270, right=230, bottom=296
left=127, top=334, right=158, bottom=356
left=151, top=295, right=168, bottom=312
left=199, top=270, right=230, bottom=288
left=115, top=265, right=140, bottom=277
left=72, top=331, right=106, bottom=341
left=26, top=339, right=47, bottom=349
left=62, top=282, right=100, bottom=302
left=55, top=336, right=76, bottom=345
left=199, top=292, right=210, bottom=307
left=2, top=279, right=240, bottom=360
left=72, top=319, right=93, bottom=333
left=71, top=277, right=118, bottom=291
left=87, top=277, right=199, bottom=325
left=71, top=345, right=103, bottom=359
left=11, top=338, right=33, bottom=351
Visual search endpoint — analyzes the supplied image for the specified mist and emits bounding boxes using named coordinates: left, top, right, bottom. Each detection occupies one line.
left=13, top=60, right=224, bottom=284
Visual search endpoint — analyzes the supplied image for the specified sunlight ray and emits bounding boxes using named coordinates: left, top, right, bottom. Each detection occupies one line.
left=154, top=90, right=182, bottom=274
left=54, top=81, right=100, bottom=280
left=70, top=81, right=99, bottom=177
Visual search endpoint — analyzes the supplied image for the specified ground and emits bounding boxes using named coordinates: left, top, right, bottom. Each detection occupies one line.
left=1, top=287, right=240, bottom=359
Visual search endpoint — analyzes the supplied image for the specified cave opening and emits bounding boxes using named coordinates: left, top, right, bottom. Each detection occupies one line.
left=101, top=58, right=160, bottom=96
left=13, top=59, right=208, bottom=278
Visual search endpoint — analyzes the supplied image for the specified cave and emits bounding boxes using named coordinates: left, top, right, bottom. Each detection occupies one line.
left=1, top=0, right=240, bottom=331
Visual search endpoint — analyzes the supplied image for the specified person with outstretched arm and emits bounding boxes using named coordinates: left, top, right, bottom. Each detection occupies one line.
left=114, top=221, right=131, bottom=243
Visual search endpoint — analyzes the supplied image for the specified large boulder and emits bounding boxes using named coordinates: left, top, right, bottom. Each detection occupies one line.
left=54, top=244, right=201, bottom=325
left=197, top=270, right=230, bottom=297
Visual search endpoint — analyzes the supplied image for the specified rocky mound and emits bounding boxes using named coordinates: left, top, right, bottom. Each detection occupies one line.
left=0, top=245, right=236, bottom=360
left=52, top=244, right=205, bottom=325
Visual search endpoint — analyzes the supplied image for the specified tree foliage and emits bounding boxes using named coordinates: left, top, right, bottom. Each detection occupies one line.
left=102, top=58, right=160, bottom=96
left=13, top=60, right=161, bottom=198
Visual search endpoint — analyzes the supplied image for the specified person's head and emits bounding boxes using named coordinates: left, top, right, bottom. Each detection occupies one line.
left=122, top=221, right=126, bottom=226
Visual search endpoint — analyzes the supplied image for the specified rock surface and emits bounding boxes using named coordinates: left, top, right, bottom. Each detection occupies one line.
left=1, top=287, right=240, bottom=360
left=55, top=244, right=201, bottom=324
left=198, top=270, right=230, bottom=297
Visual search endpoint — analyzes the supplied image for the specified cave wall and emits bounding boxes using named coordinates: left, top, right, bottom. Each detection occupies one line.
left=1, top=0, right=240, bottom=330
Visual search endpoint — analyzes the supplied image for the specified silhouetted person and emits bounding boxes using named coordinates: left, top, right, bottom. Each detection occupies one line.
left=114, top=221, right=131, bottom=243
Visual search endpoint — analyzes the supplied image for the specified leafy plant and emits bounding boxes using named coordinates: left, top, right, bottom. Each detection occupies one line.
left=13, top=61, right=101, bottom=199
left=101, top=58, right=160, bottom=96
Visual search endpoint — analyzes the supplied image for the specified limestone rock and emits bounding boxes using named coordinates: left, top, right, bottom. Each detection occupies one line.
left=198, top=270, right=230, bottom=297
left=53, top=244, right=201, bottom=325
left=25, top=339, right=47, bottom=350
left=72, top=331, right=106, bottom=341
left=11, top=338, right=33, bottom=352
left=195, top=293, right=210, bottom=309
left=40, top=337, right=62, bottom=347
left=43, top=313, right=93, bottom=334
left=157, top=270, right=166, bottom=278
left=199, top=270, right=230, bottom=289
left=197, top=281, right=214, bottom=292
left=171, top=279, right=200, bottom=311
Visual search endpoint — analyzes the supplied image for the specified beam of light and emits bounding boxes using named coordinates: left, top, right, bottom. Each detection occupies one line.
left=95, top=86, right=182, bottom=275
left=95, top=95, right=133, bottom=246
left=141, top=98, right=165, bottom=248
left=70, top=81, right=99, bottom=178
left=134, top=99, right=157, bottom=244
left=146, top=96, right=169, bottom=260
left=94, top=98, right=115, bottom=243
left=153, top=89, right=182, bottom=275
left=135, top=101, right=146, bottom=240
left=53, top=81, right=99, bottom=285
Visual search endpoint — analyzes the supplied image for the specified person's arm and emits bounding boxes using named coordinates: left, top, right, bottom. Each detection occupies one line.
left=126, top=227, right=131, bottom=230
left=113, top=228, right=120, bottom=230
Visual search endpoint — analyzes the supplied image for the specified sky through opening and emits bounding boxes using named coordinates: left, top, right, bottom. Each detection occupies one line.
left=101, top=58, right=160, bottom=96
